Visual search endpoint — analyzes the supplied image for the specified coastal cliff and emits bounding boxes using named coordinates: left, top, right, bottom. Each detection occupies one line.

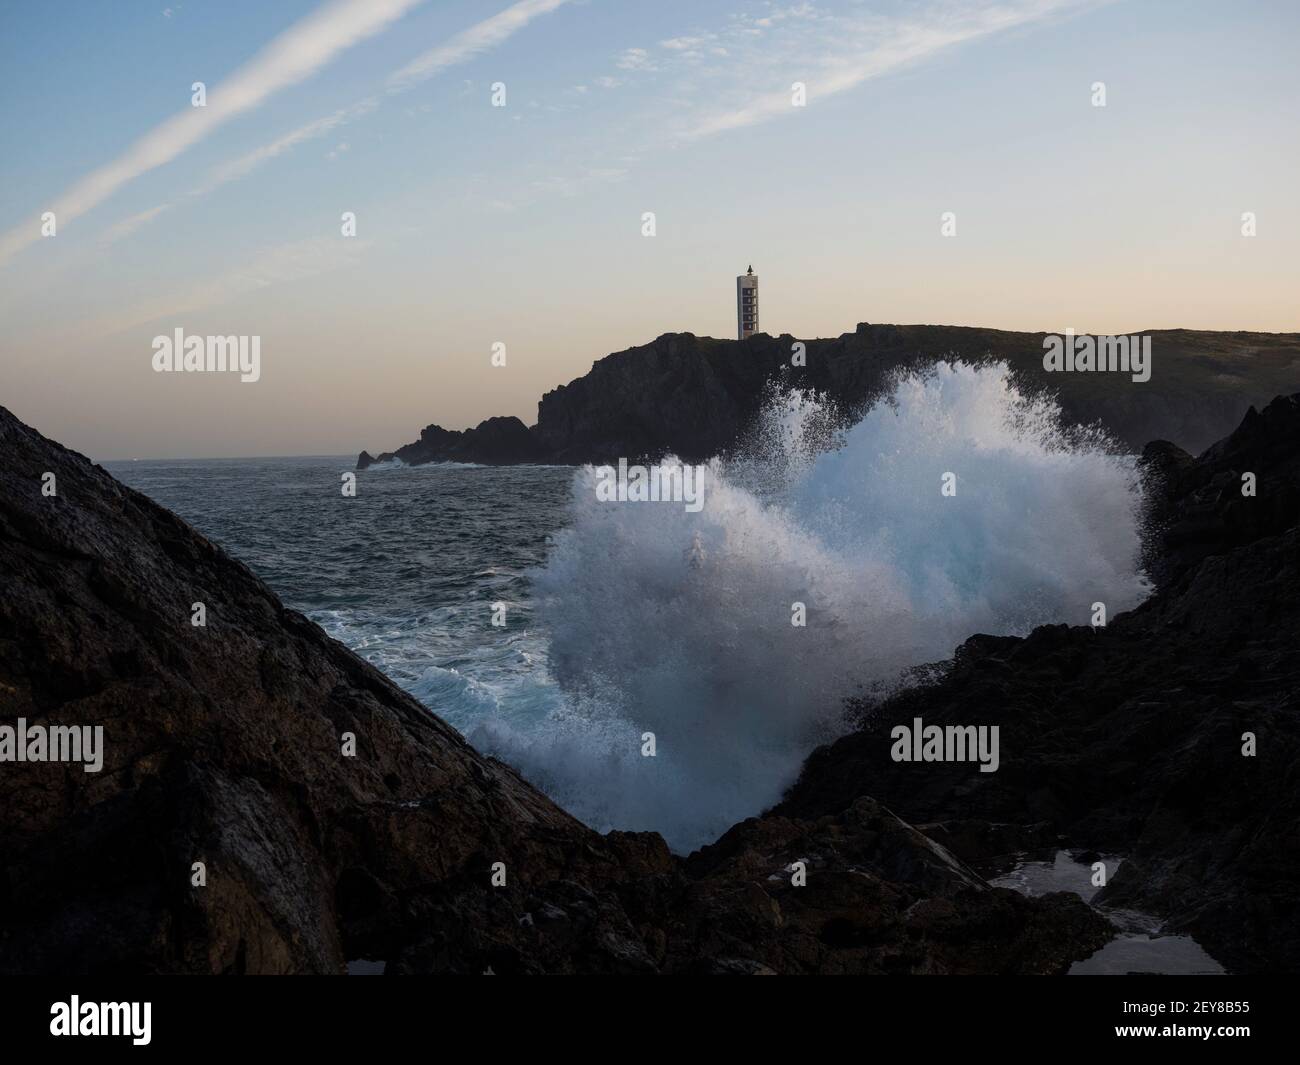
left=358, top=325, right=1300, bottom=468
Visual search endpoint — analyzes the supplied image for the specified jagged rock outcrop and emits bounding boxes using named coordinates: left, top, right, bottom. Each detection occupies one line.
left=0, top=406, right=1108, bottom=974
left=357, top=416, right=543, bottom=469
left=359, top=325, right=1300, bottom=468
left=659, top=798, right=1110, bottom=974
left=775, top=395, right=1300, bottom=974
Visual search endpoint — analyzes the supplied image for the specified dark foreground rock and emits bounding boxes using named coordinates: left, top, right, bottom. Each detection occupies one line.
left=776, top=395, right=1300, bottom=974
left=0, top=406, right=1106, bottom=974
left=661, top=798, right=1109, bottom=974
left=360, top=325, right=1300, bottom=467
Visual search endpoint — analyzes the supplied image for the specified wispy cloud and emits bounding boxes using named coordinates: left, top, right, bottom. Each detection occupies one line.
left=615, top=47, right=657, bottom=72
left=99, top=204, right=174, bottom=245
left=0, top=0, right=428, bottom=265
left=211, top=0, right=576, bottom=184
left=525, top=0, right=1109, bottom=225
left=85, top=97, right=378, bottom=254
left=192, top=98, right=380, bottom=197
left=93, top=0, right=575, bottom=250
left=675, top=0, right=1110, bottom=141
left=603, top=0, right=1109, bottom=144
left=386, top=0, right=573, bottom=93
left=661, top=35, right=714, bottom=51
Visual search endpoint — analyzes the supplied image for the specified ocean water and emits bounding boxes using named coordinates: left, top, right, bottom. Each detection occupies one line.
left=103, top=453, right=577, bottom=769
left=105, top=361, right=1150, bottom=853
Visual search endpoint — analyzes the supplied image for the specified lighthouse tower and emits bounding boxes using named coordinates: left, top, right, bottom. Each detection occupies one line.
left=736, top=265, right=758, bottom=340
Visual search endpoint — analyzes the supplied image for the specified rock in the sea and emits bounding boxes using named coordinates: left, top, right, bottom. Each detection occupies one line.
left=359, top=416, right=544, bottom=468
left=0, top=405, right=1110, bottom=974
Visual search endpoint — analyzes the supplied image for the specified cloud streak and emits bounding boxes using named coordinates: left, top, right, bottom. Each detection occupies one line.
left=0, top=0, right=427, bottom=265
left=191, top=97, right=380, bottom=197
left=195, top=0, right=576, bottom=197
left=664, top=0, right=1113, bottom=142
left=386, top=0, right=572, bottom=93
left=91, top=0, right=575, bottom=251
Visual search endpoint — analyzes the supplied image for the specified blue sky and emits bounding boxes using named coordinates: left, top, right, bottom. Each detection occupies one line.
left=1, top=0, right=1297, bottom=458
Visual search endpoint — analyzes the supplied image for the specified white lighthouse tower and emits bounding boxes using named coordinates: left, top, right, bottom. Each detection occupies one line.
left=736, top=265, right=758, bottom=339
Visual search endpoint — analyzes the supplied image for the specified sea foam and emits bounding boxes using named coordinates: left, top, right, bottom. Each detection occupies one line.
left=470, top=361, right=1150, bottom=852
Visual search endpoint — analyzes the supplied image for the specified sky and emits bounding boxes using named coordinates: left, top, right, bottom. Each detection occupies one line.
left=1, top=0, right=1297, bottom=459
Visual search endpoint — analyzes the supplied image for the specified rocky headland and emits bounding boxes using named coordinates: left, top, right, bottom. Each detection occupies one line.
left=357, top=325, right=1300, bottom=468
